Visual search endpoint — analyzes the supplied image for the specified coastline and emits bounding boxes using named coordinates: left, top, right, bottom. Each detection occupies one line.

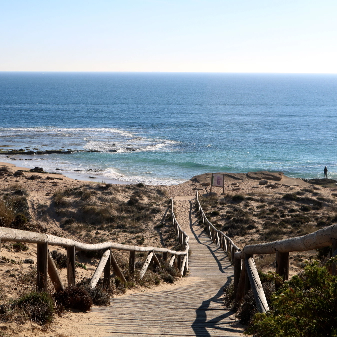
left=1, top=161, right=337, bottom=335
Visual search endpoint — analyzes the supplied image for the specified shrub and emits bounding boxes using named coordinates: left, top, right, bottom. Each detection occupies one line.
left=12, top=242, right=28, bottom=252
left=16, top=291, right=54, bottom=325
left=247, top=260, right=337, bottom=336
left=232, top=194, right=245, bottom=203
left=53, top=286, right=93, bottom=312
left=51, top=250, right=67, bottom=269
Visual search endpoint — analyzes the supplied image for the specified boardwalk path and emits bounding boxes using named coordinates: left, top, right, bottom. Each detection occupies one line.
left=92, top=196, right=244, bottom=336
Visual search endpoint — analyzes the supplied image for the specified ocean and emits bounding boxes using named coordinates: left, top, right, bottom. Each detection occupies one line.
left=0, top=72, right=336, bottom=185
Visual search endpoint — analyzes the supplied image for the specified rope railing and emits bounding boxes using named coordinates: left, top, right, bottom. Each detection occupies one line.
left=195, top=191, right=337, bottom=314
left=0, top=199, right=189, bottom=292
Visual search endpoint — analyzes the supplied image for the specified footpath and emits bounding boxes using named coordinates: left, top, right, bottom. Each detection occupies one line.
left=91, top=196, right=245, bottom=336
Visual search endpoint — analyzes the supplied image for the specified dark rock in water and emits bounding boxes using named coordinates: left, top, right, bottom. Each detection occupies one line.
left=30, top=167, right=44, bottom=173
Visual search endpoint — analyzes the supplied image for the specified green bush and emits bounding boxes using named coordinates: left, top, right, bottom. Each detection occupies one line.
left=246, top=260, right=337, bottom=337
left=16, top=291, right=54, bottom=325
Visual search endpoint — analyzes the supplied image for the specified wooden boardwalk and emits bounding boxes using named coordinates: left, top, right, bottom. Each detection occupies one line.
left=91, top=196, right=244, bottom=336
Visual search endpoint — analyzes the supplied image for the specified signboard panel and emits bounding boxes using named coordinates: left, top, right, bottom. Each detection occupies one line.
left=212, top=174, right=224, bottom=187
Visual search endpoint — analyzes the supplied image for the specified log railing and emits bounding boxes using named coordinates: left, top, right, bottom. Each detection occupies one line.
left=0, top=199, right=189, bottom=292
left=196, top=191, right=337, bottom=314
left=196, top=191, right=240, bottom=262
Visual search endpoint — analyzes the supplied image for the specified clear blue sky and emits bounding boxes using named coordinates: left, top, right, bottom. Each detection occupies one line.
left=1, top=0, right=337, bottom=73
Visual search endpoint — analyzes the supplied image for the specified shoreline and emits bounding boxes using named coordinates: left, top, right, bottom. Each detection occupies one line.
left=0, top=159, right=146, bottom=185
left=0, top=155, right=186, bottom=186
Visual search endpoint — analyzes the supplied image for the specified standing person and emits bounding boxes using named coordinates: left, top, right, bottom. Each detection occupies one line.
left=324, top=166, right=328, bottom=179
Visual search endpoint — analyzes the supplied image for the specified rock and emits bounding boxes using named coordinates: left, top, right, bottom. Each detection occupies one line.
left=23, top=258, right=34, bottom=264
left=14, top=170, right=24, bottom=177
left=247, top=171, right=283, bottom=181
left=259, top=180, right=268, bottom=185
left=30, top=167, right=44, bottom=173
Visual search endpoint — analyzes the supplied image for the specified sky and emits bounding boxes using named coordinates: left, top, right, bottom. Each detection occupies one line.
left=1, top=0, right=337, bottom=73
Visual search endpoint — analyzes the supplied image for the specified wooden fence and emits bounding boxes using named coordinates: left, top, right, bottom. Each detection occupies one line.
left=196, top=191, right=337, bottom=313
left=0, top=198, right=189, bottom=293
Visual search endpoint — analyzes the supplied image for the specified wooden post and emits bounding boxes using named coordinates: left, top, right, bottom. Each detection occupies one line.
left=234, top=256, right=241, bottom=294
left=140, top=252, right=154, bottom=279
left=177, top=255, right=182, bottom=271
left=223, top=236, right=227, bottom=252
left=129, top=250, right=135, bottom=275
left=210, top=173, right=213, bottom=193
left=245, top=255, right=269, bottom=313
left=231, top=246, right=235, bottom=263
left=169, top=255, right=175, bottom=267
left=276, top=251, right=289, bottom=281
left=67, top=246, right=76, bottom=286
left=48, top=252, right=64, bottom=292
left=163, top=252, right=168, bottom=263
left=227, top=239, right=231, bottom=255
left=103, top=250, right=111, bottom=289
left=111, top=251, right=127, bottom=286
left=235, top=261, right=247, bottom=304
left=331, top=239, right=337, bottom=275
left=244, top=254, right=252, bottom=294
left=37, top=242, right=48, bottom=291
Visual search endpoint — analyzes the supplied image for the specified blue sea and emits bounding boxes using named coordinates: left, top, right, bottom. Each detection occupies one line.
left=0, top=72, right=336, bottom=185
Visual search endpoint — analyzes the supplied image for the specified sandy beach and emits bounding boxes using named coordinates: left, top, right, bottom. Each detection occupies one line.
left=1, top=162, right=337, bottom=336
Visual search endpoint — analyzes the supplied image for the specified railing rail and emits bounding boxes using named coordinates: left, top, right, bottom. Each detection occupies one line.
left=195, top=191, right=337, bottom=314
left=0, top=198, right=189, bottom=292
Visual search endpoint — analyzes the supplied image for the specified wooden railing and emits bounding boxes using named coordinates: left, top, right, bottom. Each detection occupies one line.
left=196, top=191, right=240, bottom=262
left=0, top=199, right=189, bottom=292
left=196, top=191, right=337, bottom=314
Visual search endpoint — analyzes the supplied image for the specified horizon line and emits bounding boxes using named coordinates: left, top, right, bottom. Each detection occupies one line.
left=1, top=71, right=337, bottom=75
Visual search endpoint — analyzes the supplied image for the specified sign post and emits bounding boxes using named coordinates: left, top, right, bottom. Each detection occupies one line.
left=211, top=173, right=225, bottom=194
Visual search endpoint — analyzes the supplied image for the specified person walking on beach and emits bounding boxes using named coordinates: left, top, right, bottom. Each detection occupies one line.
left=324, top=166, right=328, bottom=179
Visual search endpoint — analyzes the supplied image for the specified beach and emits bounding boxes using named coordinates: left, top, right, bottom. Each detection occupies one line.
left=1, top=161, right=337, bottom=335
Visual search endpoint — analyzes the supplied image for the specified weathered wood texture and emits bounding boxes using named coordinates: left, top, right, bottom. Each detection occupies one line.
left=48, top=252, right=64, bottom=292
left=91, top=197, right=244, bottom=336
left=67, top=246, right=76, bottom=286
left=36, top=242, right=48, bottom=291
left=90, top=249, right=111, bottom=289
left=245, top=255, right=269, bottom=313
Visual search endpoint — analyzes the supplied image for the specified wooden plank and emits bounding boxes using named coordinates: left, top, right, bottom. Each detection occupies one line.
left=90, top=249, right=111, bottom=289
left=140, top=252, right=154, bottom=280
left=111, top=251, right=127, bottom=286
left=67, top=246, right=76, bottom=286
left=37, top=242, right=48, bottom=291
left=48, top=252, right=64, bottom=292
